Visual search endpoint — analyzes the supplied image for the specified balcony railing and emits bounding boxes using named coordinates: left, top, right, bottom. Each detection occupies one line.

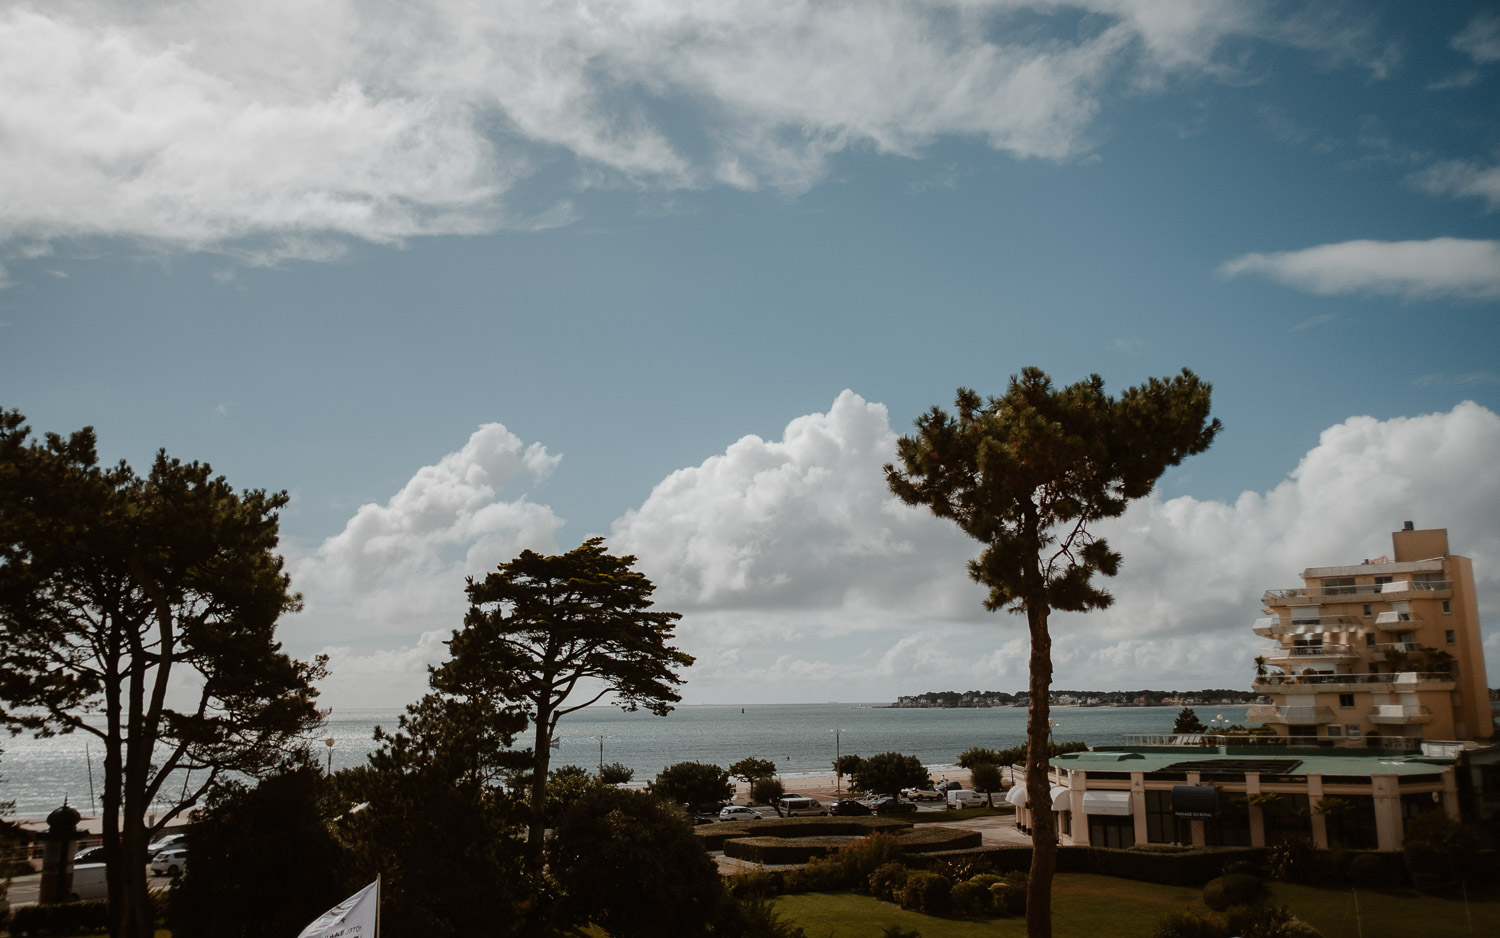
left=1260, top=615, right=1364, bottom=636
left=1120, top=733, right=1422, bottom=752
left=1368, top=705, right=1433, bottom=724
left=1262, top=644, right=1357, bottom=660
left=1374, top=611, right=1422, bottom=630
left=1253, top=672, right=1454, bottom=690
left=1245, top=704, right=1334, bottom=725
left=1262, top=579, right=1451, bottom=604
left=1379, top=580, right=1451, bottom=595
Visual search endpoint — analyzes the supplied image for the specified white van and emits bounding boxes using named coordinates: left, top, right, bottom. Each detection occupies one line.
left=70, top=863, right=109, bottom=901
left=946, top=789, right=986, bottom=810
left=775, top=796, right=827, bottom=817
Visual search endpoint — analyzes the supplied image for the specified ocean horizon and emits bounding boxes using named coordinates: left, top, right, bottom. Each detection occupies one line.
left=1, top=701, right=1252, bottom=819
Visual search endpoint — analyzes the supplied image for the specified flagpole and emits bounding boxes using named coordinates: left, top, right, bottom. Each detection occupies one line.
left=375, top=873, right=381, bottom=938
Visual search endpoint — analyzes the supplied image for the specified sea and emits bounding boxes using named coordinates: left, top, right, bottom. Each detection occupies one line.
left=0, top=702, right=1251, bottom=820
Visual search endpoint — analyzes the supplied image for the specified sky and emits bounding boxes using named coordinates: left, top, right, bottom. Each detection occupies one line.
left=2, top=1, right=1499, bottom=710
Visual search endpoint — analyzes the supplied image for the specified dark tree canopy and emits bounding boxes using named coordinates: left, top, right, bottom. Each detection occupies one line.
left=432, top=537, right=691, bottom=868
left=1173, top=707, right=1208, bottom=734
left=598, top=761, right=635, bottom=786
left=833, top=753, right=866, bottom=777
left=849, top=752, right=931, bottom=798
left=969, top=762, right=1004, bottom=807
left=885, top=367, right=1219, bottom=938
left=0, top=410, right=325, bottom=938
left=651, top=761, right=733, bottom=807
left=728, top=757, right=778, bottom=784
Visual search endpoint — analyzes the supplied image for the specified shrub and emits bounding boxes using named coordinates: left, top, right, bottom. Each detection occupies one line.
left=966, top=872, right=1005, bottom=889
left=1201, top=873, right=1264, bottom=911
left=726, top=869, right=785, bottom=899
left=1226, top=903, right=1323, bottom=938
left=751, top=776, right=786, bottom=806
left=989, top=873, right=1027, bottom=916
left=897, top=870, right=952, bottom=914
left=868, top=862, right=909, bottom=902
left=1347, top=852, right=1393, bottom=889
left=9, top=900, right=110, bottom=937
left=728, top=896, right=808, bottom=938
left=1152, top=909, right=1229, bottom=938
left=879, top=927, right=922, bottom=938
left=1266, top=837, right=1314, bottom=884
left=949, top=880, right=990, bottom=917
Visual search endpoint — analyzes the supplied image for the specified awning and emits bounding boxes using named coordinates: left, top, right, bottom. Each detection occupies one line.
left=1050, top=785, right=1071, bottom=811
left=1006, top=785, right=1027, bottom=807
left=1171, top=785, right=1218, bottom=819
left=1081, top=790, right=1133, bottom=816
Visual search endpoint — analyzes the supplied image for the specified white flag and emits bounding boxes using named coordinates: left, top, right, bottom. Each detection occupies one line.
left=298, top=879, right=379, bottom=938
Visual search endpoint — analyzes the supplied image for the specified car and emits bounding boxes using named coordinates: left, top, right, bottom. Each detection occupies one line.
left=935, top=779, right=963, bottom=793
left=773, top=796, right=827, bottom=817
left=901, top=788, right=943, bottom=802
left=867, top=796, right=918, bottom=816
left=148, top=832, right=186, bottom=857
left=149, top=848, right=188, bottom=878
left=74, top=846, right=107, bottom=864
left=718, top=805, right=760, bottom=822
left=946, top=789, right=987, bottom=810
left=827, top=798, right=872, bottom=816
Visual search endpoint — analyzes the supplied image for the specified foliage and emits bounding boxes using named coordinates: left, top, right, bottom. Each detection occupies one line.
left=1152, top=910, right=1229, bottom=938
left=546, top=764, right=605, bottom=824
left=7, top=899, right=110, bottom=937
left=599, top=761, right=634, bottom=785
left=652, top=761, right=733, bottom=806
left=834, top=753, right=866, bottom=778
left=723, top=896, right=808, bottom=938
left=1312, top=796, right=1352, bottom=817
left=1381, top=645, right=1456, bottom=675
left=730, top=757, right=779, bottom=783
left=168, top=756, right=359, bottom=938
left=1266, top=837, right=1314, bottom=884
left=335, top=693, right=537, bottom=938
left=1201, top=873, right=1265, bottom=912
left=989, top=874, right=1028, bottom=916
left=849, top=752, right=931, bottom=797
left=1225, top=904, right=1323, bottom=938
left=957, top=747, right=1004, bottom=769
left=550, top=786, right=730, bottom=938
left=0, top=410, right=325, bottom=938
left=1402, top=809, right=1482, bottom=889
left=969, top=762, right=1003, bottom=804
left=886, top=368, right=1218, bottom=938
left=434, top=537, right=690, bottom=868
left=949, top=880, right=991, bottom=917
left=1173, top=708, right=1207, bottom=734
left=751, top=776, right=786, bottom=805
left=960, top=741, right=1084, bottom=769
left=879, top=927, right=922, bottom=938
left=869, top=861, right=910, bottom=901
left=1346, top=852, right=1396, bottom=889
left=898, top=870, right=953, bottom=914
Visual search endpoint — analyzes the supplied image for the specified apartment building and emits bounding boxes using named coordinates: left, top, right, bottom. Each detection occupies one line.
left=1248, top=523, right=1491, bottom=747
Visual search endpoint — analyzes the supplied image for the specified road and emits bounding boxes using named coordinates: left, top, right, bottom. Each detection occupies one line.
left=7, top=870, right=177, bottom=907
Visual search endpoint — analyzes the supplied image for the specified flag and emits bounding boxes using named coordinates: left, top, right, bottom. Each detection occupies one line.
left=549, top=737, right=561, bottom=750
left=298, top=879, right=379, bottom=938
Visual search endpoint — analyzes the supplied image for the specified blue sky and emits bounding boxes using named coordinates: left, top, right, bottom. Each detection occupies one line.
left=2, top=1, right=1499, bottom=708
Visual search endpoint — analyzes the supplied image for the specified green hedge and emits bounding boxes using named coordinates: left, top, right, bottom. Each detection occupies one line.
left=9, top=899, right=110, bottom=937
left=722, top=825, right=980, bottom=863
left=906, top=844, right=1267, bottom=887
left=695, top=816, right=911, bottom=851
left=895, top=826, right=982, bottom=853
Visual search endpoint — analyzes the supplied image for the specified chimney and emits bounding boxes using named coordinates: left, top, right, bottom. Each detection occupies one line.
left=1402, top=521, right=1414, bottom=531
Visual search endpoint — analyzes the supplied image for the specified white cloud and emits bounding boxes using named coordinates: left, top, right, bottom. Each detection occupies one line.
left=1452, top=13, right=1500, bottom=65
left=287, top=421, right=564, bottom=674
left=1411, top=159, right=1500, bottom=211
left=0, top=1, right=1316, bottom=263
left=1220, top=238, right=1500, bottom=300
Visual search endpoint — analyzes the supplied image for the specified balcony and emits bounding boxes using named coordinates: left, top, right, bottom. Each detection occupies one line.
left=1245, top=704, right=1334, bottom=726
left=1374, top=610, right=1422, bottom=631
left=1254, top=672, right=1455, bottom=693
left=1379, top=580, right=1452, bottom=599
left=1261, top=614, right=1363, bottom=637
left=1264, top=584, right=1385, bottom=604
left=1262, top=644, right=1358, bottom=665
left=1252, top=617, right=1278, bottom=638
left=1368, top=705, right=1433, bottom=725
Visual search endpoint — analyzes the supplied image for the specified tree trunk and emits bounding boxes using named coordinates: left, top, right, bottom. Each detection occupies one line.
left=526, top=707, right=553, bottom=871
left=1024, top=601, right=1056, bottom=938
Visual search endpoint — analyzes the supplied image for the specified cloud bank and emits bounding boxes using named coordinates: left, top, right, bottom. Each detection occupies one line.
left=0, top=1, right=1330, bottom=262
left=1220, top=238, right=1500, bottom=300
left=299, top=393, right=1500, bottom=708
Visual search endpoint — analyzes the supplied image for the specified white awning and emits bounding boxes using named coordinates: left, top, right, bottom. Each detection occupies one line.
left=1081, top=790, right=1133, bottom=816
left=1006, top=785, right=1027, bottom=807
left=1049, top=785, right=1071, bottom=811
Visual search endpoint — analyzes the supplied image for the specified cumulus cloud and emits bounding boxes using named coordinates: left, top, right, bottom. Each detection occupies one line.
left=286, top=421, right=565, bottom=699
left=0, top=1, right=1318, bottom=263
left=293, top=395, right=1500, bottom=708
left=1411, top=159, right=1500, bottom=210
left=1219, top=238, right=1500, bottom=300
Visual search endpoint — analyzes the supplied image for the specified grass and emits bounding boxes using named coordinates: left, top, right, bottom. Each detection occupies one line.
left=773, top=874, right=1500, bottom=938
left=908, top=805, right=1013, bottom=824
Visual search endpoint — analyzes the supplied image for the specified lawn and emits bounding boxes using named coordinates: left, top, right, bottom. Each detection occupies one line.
left=773, top=874, right=1500, bottom=938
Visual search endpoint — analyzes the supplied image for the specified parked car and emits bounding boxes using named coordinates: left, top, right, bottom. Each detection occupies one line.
left=70, top=862, right=109, bottom=901
left=935, top=779, right=963, bottom=793
left=773, top=796, right=827, bottom=817
left=148, top=832, right=186, bottom=857
left=149, top=848, right=188, bottom=878
left=867, top=796, right=917, bottom=816
left=946, top=789, right=987, bottom=810
left=901, top=787, right=943, bottom=802
left=718, top=805, right=760, bottom=822
left=74, top=846, right=107, bottom=864
left=827, top=798, right=872, bottom=816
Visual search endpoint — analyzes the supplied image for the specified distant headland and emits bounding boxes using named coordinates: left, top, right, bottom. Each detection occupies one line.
left=890, top=689, right=1260, bottom=708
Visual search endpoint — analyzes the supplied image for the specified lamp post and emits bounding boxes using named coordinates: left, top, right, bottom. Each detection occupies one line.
left=324, top=736, right=335, bottom=774
left=1047, top=718, right=1058, bottom=750
left=831, top=729, right=843, bottom=792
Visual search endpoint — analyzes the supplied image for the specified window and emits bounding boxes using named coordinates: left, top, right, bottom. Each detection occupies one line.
left=1323, top=577, right=1355, bottom=596
left=1364, top=633, right=1376, bottom=647
left=1363, top=604, right=1372, bottom=617
left=1338, top=693, right=1355, bottom=708
left=1374, top=575, right=1393, bottom=588
left=1346, top=724, right=1361, bottom=739
left=1087, top=814, right=1135, bottom=849
left=1442, top=600, right=1451, bottom=614
left=1446, top=630, right=1456, bottom=645
left=1145, top=790, right=1176, bottom=844
left=1326, top=724, right=1342, bottom=737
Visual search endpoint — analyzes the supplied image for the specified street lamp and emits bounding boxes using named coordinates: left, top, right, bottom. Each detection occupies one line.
left=324, top=736, right=335, bottom=774
left=831, top=729, right=843, bottom=792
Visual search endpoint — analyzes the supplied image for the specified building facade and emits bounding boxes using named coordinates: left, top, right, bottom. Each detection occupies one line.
left=1248, top=524, right=1491, bottom=747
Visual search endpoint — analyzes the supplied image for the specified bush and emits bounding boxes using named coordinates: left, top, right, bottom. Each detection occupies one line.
left=1266, top=837, right=1314, bottom=884
left=1347, top=852, right=1394, bottom=889
left=727, top=869, right=785, bottom=899
left=949, top=880, right=990, bottom=917
left=9, top=900, right=110, bottom=937
left=898, top=871, right=952, bottom=914
left=751, top=776, right=786, bottom=806
left=1152, top=909, right=1229, bottom=938
left=988, top=873, right=1027, bottom=916
left=1226, top=903, right=1323, bottom=938
left=868, top=862, right=909, bottom=901
left=1201, top=873, right=1264, bottom=911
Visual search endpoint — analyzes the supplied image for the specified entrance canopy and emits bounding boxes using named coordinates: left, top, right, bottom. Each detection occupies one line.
left=1081, top=790, right=1133, bottom=816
